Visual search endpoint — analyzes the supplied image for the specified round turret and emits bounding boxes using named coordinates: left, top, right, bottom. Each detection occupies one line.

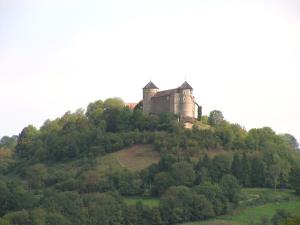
left=143, top=81, right=159, bottom=113
left=179, top=81, right=195, bottom=118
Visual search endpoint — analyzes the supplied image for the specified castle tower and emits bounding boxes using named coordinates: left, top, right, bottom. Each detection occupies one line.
left=143, top=81, right=159, bottom=113
left=179, top=81, right=195, bottom=118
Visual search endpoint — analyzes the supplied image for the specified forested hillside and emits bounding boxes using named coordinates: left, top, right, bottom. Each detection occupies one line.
left=0, top=97, right=300, bottom=225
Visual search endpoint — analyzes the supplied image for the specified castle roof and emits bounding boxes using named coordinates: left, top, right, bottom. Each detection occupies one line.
left=143, top=81, right=158, bottom=89
left=180, top=81, right=193, bottom=90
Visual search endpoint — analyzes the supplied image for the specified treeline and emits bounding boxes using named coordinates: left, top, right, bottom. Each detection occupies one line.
left=1, top=153, right=300, bottom=225
left=0, top=173, right=240, bottom=225
left=13, top=98, right=298, bottom=163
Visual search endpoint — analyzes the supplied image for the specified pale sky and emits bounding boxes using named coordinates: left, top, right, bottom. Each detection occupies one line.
left=1, top=0, right=300, bottom=143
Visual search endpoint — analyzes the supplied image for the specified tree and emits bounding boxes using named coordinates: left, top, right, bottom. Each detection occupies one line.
left=268, top=164, right=281, bottom=192
left=160, top=186, right=214, bottom=223
left=152, top=172, right=174, bottom=196
left=29, top=208, right=46, bottom=225
left=209, top=154, right=232, bottom=182
left=201, top=115, right=209, bottom=125
left=158, top=154, right=177, bottom=171
left=220, top=174, right=241, bottom=203
left=15, top=125, right=39, bottom=159
left=104, top=98, right=125, bottom=111
left=197, top=105, right=202, bottom=121
left=4, top=210, right=31, bottom=225
left=231, top=153, right=242, bottom=183
left=25, top=164, right=47, bottom=189
left=193, top=182, right=226, bottom=215
left=80, top=170, right=101, bottom=193
left=266, top=154, right=291, bottom=191
left=86, top=99, right=105, bottom=126
left=149, top=207, right=163, bottom=225
left=83, top=192, right=124, bottom=225
left=45, top=213, right=70, bottom=225
left=250, top=155, right=266, bottom=187
left=0, top=136, right=17, bottom=150
left=215, top=122, right=234, bottom=149
left=241, top=153, right=251, bottom=187
left=170, top=162, right=195, bottom=186
left=279, top=134, right=299, bottom=150
left=0, top=181, right=10, bottom=216
left=208, top=110, right=224, bottom=126
left=191, top=194, right=214, bottom=220
left=290, top=166, right=300, bottom=195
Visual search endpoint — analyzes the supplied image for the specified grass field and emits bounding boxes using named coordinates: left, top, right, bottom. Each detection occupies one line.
left=180, top=189, right=300, bottom=225
left=95, top=144, right=160, bottom=176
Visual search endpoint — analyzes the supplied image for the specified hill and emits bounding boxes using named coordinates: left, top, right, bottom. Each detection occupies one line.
left=0, top=97, right=300, bottom=225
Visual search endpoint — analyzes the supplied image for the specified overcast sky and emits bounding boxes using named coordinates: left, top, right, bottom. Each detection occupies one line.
left=0, top=0, right=299, bottom=143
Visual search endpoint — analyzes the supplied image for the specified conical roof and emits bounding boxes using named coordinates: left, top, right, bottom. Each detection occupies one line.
left=180, top=81, right=193, bottom=90
left=143, top=81, right=158, bottom=89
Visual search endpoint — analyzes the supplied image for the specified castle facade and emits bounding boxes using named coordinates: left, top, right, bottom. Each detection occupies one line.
left=143, top=81, right=198, bottom=119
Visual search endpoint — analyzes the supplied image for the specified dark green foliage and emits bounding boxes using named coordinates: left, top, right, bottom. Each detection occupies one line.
left=0, top=181, right=10, bottom=216
left=86, top=99, right=105, bottom=126
left=15, top=125, right=40, bottom=159
left=193, top=182, right=227, bottom=215
left=151, top=172, right=174, bottom=196
left=45, top=213, right=70, bottom=225
left=160, top=186, right=214, bottom=224
left=0, top=180, right=37, bottom=216
left=289, top=166, right=300, bottom=195
left=279, top=134, right=299, bottom=150
left=83, top=192, right=124, bottom=225
left=4, top=210, right=31, bottom=225
left=208, top=154, right=232, bottom=182
left=25, top=163, right=47, bottom=189
left=220, top=174, right=241, bottom=204
left=170, top=161, right=195, bottom=186
left=231, top=153, right=242, bottom=182
left=241, top=153, right=251, bottom=186
left=111, top=171, right=143, bottom=196
left=250, top=154, right=266, bottom=187
left=0, top=136, right=17, bottom=150
left=122, top=205, right=138, bottom=225
left=158, top=154, right=177, bottom=171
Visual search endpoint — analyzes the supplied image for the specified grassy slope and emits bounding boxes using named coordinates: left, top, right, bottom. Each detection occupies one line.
left=43, top=144, right=160, bottom=187
left=94, top=144, right=160, bottom=176
left=180, top=189, right=300, bottom=225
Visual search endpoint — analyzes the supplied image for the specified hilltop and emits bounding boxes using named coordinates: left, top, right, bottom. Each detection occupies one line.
left=0, top=97, right=300, bottom=225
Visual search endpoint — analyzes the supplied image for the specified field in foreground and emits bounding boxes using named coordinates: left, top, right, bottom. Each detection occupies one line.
left=180, top=201, right=300, bottom=225
left=180, top=188, right=300, bottom=225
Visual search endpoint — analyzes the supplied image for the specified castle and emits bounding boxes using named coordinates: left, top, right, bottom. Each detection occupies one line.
left=143, top=81, right=199, bottom=119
